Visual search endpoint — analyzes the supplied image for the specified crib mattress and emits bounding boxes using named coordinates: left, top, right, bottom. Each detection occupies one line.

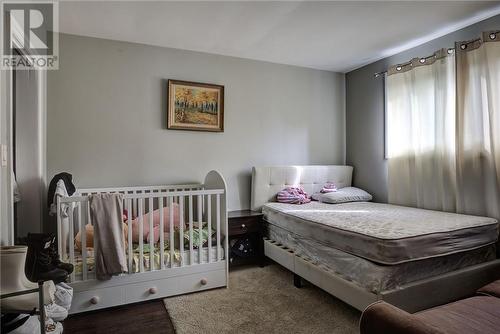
left=262, top=201, right=499, bottom=264
left=70, top=245, right=223, bottom=280
left=266, top=223, right=497, bottom=293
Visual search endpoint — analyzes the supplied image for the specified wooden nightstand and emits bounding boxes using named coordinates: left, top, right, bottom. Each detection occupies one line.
left=228, top=210, right=264, bottom=268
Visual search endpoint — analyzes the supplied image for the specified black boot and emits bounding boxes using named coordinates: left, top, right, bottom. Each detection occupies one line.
left=47, top=235, right=74, bottom=274
left=24, top=233, right=69, bottom=283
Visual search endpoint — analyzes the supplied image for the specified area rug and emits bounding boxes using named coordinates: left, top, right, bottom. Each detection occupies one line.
left=164, top=264, right=360, bottom=334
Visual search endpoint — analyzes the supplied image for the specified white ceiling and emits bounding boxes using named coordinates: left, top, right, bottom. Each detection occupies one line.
left=59, top=1, right=500, bottom=72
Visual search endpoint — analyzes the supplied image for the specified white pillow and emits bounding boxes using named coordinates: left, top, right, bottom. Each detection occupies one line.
left=312, top=187, right=372, bottom=204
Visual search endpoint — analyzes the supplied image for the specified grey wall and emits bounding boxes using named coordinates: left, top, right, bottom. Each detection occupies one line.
left=47, top=34, right=345, bottom=211
left=346, top=14, right=500, bottom=203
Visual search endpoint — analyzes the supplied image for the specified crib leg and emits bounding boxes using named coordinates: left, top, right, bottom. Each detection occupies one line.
left=293, top=273, right=302, bottom=288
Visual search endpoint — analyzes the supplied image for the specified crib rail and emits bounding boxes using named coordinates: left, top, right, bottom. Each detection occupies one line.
left=57, top=184, right=226, bottom=283
left=78, top=183, right=202, bottom=194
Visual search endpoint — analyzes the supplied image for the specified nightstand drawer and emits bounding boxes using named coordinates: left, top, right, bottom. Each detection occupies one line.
left=228, top=217, right=261, bottom=236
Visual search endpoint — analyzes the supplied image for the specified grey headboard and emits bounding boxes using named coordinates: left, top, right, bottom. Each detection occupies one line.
left=251, top=165, right=353, bottom=211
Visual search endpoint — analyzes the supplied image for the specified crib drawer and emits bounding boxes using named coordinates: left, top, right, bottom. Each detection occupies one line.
left=125, top=269, right=227, bottom=302
left=71, top=286, right=126, bottom=313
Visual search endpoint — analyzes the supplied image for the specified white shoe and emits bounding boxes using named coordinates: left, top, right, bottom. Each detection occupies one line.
left=45, top=302, right=68, bottom=321
left=54, top=283, right=73, bottom=311
left=5, top=315, right=64, bottom=334
left=9, top=315, right=40, bottom=334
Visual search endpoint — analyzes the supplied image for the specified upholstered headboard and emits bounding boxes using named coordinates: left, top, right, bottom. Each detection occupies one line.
left=251, top=165, right=353, bottom=211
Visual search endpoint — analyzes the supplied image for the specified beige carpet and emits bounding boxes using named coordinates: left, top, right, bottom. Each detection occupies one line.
left=164, top=264, right=360, bottom=334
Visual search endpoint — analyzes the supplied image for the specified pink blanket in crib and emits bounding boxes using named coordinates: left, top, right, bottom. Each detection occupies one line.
left=130, top=203, right=181, bottom=243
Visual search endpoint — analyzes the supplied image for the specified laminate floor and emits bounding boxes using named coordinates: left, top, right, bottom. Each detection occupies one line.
left=63, top=300, right=175, bottom=334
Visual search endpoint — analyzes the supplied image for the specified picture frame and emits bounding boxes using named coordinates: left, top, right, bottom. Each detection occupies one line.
left=167, top=79, right=224, bottom=132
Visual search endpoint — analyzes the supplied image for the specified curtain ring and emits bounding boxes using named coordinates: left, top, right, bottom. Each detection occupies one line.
left=460, top=44, right=467, bottom=50
left=396, top=66, right=402, bottom=71
left=447, top=48, right=454, bottom=54
left=489, top=33, right=497, bottom=40
left=419, top=58, right=425, bottom=64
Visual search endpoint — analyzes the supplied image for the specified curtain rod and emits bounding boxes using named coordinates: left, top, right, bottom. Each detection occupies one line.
left=373, top=31, right=499, bottom=79
left=373, top=46, right=461, bottom=79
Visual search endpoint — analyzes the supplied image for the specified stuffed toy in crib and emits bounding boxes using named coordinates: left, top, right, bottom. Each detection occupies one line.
left=75, top=204, right=181, bottom=251
left=75, top=222, right=129, bottom=251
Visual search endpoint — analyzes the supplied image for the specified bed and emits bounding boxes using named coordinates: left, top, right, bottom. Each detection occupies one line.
left=251, top=166, right=500, bottom=312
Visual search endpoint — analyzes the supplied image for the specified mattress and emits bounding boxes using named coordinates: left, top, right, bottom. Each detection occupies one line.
left=266, top=223, right=496, bottom=293
left=70, top=245, right=223, bottom=281
left=262, top=201, right=499, bottom=264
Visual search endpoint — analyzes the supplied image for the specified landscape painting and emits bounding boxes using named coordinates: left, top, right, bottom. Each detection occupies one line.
left=167, top=80, right=224, bottom=132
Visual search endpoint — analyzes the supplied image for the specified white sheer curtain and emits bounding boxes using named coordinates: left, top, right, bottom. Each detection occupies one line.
left=455, top=34, right=500, bottom=219
left=387, top=50, right=457, bottom=211
left=387, top=33, right=500, bottom=219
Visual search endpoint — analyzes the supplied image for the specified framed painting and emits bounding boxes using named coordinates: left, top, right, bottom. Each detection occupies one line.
left=167, top=80, right=224, bottom=132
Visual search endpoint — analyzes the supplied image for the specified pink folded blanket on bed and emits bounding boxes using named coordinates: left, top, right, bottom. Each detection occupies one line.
left=320, top=182, right=337, bottom=193
left=130, top=203, right=181, bottom=243
left=277, top=187, right=311, bottom=204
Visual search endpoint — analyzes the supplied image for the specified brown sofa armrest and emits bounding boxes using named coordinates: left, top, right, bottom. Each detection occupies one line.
left=360, top=301, right=444, bottom=334
left=477, top=279, right=500, bottom=298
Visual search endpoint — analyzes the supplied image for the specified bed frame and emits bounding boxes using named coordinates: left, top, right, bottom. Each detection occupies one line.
left=251, top=165, right=500, bottom=312
left=57, top=170, right=228, bottom=314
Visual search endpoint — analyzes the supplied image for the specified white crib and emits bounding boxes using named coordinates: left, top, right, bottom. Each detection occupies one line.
left=56, top=170, right=228, bottom=314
